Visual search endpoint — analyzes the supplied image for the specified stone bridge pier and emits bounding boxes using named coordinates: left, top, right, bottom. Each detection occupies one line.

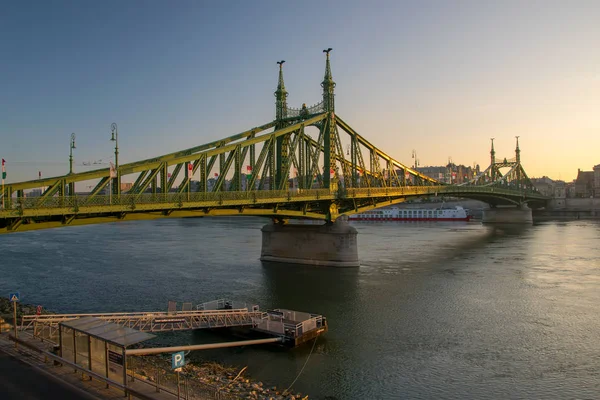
left=482, top=204, right=533, bottom=224
left=260, top=216, right=359, bottom=267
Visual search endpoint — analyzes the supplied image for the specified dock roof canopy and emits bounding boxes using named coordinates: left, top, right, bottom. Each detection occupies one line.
left=60, top=316, right=155, bottom=347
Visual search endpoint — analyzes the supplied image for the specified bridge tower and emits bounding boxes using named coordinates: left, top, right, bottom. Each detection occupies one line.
left=489, top=138, right=499, bottom=181
left=514, top=136, right=521, bottom=184
left=321, top=48, right=338, bottom=189
left=274, top=61, right=290, bottom=190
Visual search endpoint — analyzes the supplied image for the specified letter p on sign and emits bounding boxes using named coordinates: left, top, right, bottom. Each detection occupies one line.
left=172, top=351, right=185, bottom=369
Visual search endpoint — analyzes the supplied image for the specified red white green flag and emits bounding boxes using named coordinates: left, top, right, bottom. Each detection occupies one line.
left=109, top=162, right=117, bottom=178
left=2, top=158, right=6, bottom=180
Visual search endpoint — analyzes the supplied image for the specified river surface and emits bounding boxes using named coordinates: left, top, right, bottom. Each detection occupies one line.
left=1, top=218, right=599, bottom=399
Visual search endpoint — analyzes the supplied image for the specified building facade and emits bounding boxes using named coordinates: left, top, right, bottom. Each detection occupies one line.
left=575, top=169, right=595, bottom=198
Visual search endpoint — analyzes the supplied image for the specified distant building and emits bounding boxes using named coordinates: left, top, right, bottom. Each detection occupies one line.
left=415, top=166, right=448, bottom=182
left=566, top=181, right=576, bottom=198
left=531, top=176, right=555, bottom=197
left=594, top=164, right=600, bottom=197
left=28, top=188, right=43, bottom=197
left=415, top=163, right=478, bottom=184
left=553, top=180, right=567, bottom=199
left=575, top=169, right=594, bottom=198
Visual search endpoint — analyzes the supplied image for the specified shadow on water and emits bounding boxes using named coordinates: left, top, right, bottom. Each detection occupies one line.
left=259, top=261, right=360, bottom=312
left=487, top=223, right=534, bottom=237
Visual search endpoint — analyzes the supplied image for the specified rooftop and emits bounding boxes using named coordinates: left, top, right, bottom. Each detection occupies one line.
left=60, top=317, right=155, bottom=347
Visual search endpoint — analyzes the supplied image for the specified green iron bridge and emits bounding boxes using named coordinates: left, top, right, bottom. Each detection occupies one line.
left=0, top=50, right=548, bottom=234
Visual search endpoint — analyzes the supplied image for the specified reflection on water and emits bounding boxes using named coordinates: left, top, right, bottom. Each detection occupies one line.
left=0, top=218, right=599, bottom=399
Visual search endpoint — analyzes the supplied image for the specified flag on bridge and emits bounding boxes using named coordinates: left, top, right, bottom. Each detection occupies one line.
left=246, top=165, right=252, bottom=179
left=330, top=168, right=335, bottom=178
left=187, top=163, right=193, bottom=179
left=2, top=159, right=6, bottom=179
left=109, top=162, right=117, bottom=178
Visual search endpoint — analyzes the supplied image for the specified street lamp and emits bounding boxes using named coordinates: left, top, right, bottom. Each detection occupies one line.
left=69, top=133, right=76, bottom=196
left=110, top=123, right=119, bottom=197
left=69, top=133, right=76, bottom=174
left=110, top=123, right=119, bottom=171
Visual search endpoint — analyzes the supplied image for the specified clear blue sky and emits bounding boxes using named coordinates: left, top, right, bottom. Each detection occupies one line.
left=1, top=0, right=599, bottom=183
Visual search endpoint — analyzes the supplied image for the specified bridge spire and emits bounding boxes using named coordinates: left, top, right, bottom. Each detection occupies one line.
left=321, top=48, right=335, bottom=112
left=490, top=138, right=496, bottom=165
left=515, top=136, right=521, bottom=164
left=274, top=60, right=288, bottom=121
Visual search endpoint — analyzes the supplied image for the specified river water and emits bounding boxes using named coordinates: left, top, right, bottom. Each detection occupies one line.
left=1, top=218, right=599, bottom=399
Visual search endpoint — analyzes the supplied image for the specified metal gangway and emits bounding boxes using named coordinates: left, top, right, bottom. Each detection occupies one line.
left=21, top=299, right=265, bottom=342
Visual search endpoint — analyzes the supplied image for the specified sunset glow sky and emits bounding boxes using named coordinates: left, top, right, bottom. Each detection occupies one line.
left=1, top=1, right=599, bottom=183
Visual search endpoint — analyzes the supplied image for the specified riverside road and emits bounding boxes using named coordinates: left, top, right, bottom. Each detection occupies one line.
left=0, top=350, right=94, bottom=400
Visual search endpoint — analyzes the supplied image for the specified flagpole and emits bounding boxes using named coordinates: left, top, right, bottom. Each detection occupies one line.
left=1, top=158, right=5, bottom=209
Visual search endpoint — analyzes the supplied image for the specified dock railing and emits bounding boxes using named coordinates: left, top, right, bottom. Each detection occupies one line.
left=253, top=311, right=324, bottom=338
left=20, top=307, right=264, bottom=339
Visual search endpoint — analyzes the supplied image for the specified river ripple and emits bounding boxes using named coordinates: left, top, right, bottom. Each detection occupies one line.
left=1, top=218, right=599, bottom=399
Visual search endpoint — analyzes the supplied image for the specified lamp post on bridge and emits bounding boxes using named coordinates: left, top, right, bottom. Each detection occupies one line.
left=69, top=133, right=76, bottom=174
left=110, top=123, right=119, bottom=200
left=69, top=133, right=76, bottom=195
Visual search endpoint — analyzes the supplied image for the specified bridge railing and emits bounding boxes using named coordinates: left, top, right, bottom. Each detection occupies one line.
left=4, top=185, right=547, bottom=212
left=344, top=185, right=546, bottom=198
left=7, top=188, right=334, bottom=210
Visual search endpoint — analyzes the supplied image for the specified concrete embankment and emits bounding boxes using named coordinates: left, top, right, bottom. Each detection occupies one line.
left=537, top=198, right=600, bottom=220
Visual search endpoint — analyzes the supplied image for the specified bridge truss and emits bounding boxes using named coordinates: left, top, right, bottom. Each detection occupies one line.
left=0, top=51, right=548, bottom=234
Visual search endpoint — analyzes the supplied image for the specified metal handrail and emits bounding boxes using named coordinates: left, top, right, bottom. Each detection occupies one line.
left=21, top=308, right=261, bottom=331
left=7, top=185, right=548, bottom=212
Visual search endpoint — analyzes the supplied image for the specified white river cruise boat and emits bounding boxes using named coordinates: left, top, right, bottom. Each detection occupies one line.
left=349, top=206, right=471, bottom=222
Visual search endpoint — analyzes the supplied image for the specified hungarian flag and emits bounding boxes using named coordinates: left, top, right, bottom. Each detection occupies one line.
left=330, top=168, right=335, bottom=178
left=246, top=165, right=252, bottom=179
left=404, top=171, right=410, bottom=180
left=214, top=172, right=219, bottom=178
left=109, top=162, right=117, bottom=178
left=187, top=163, right=193, bottom=179
left=1, top=159, right=6, bottom=180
